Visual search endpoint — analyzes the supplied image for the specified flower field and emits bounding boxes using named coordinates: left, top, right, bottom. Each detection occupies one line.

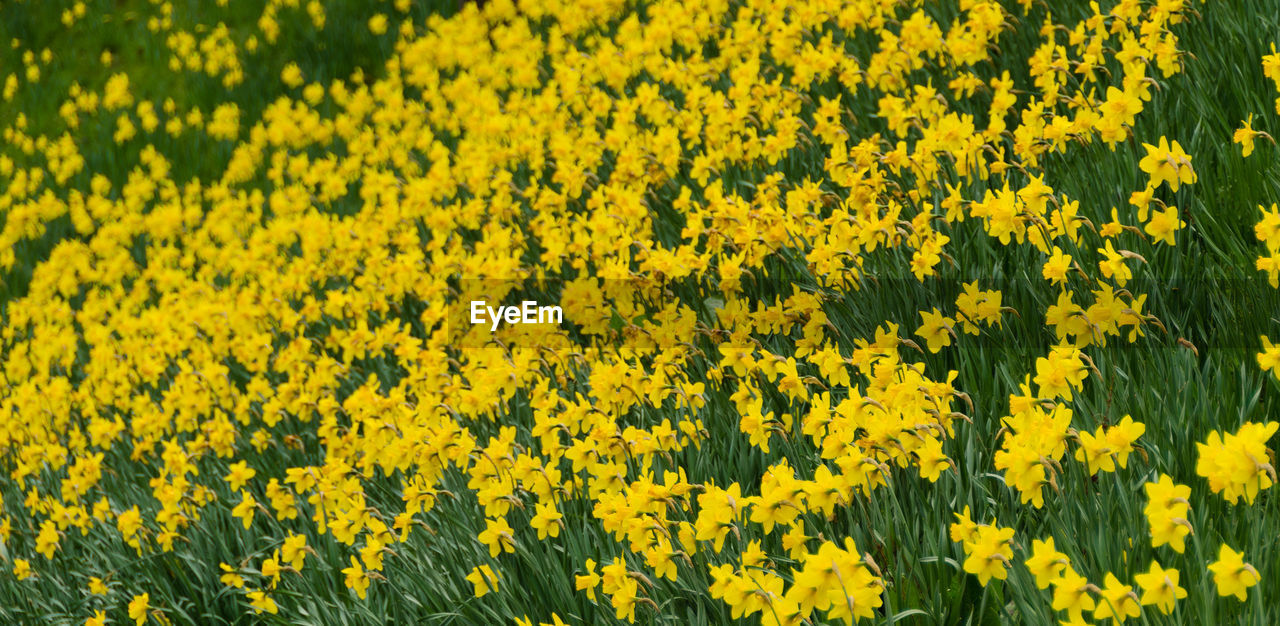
left=3, top=0, right=1280, bottom=624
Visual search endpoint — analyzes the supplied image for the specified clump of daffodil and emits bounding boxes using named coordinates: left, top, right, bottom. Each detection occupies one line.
left=1195, top=421, right=1279, bottom=504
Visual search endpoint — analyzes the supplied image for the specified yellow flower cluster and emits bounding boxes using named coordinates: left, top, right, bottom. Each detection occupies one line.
left=164, top=23, right=246, bottom=87
left=1143, top=474, right=1193, bottom=553
left=994, top=393, right=1072, bottom=509
left=951, top=510, right=1016, bottom=587
left=968, top=416, right=1275, bottom=620
left=1256, top=51, right=1280, bottom=383
left=1195, top=421, right=1279, bottom=505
